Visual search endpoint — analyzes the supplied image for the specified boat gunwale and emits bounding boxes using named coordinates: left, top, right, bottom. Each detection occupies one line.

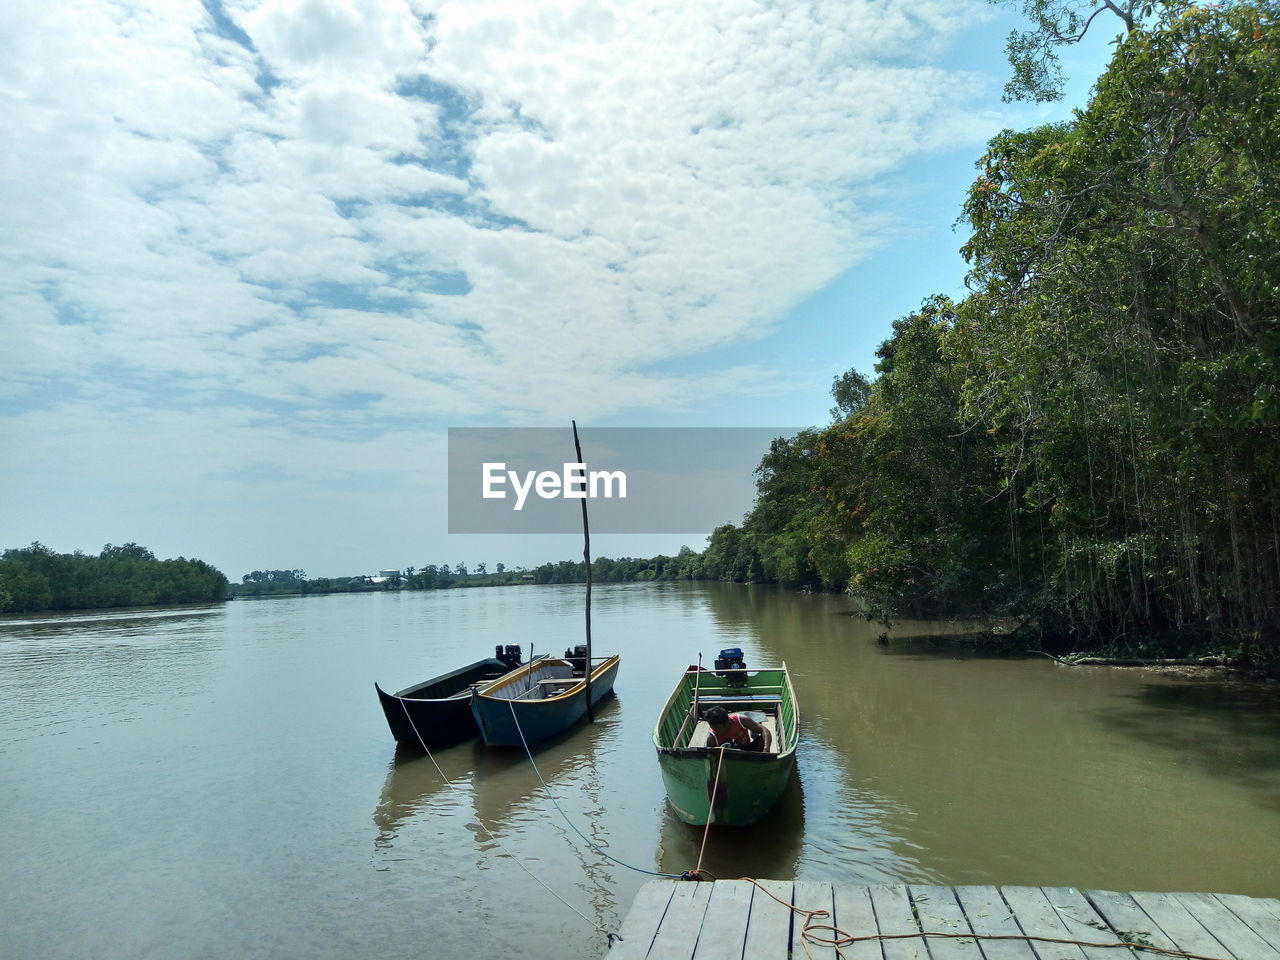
left=652, top=663, right=799, bottom=760
left=382, top=656, right=510, bottom=700
left=474, top=654, right=621, bottom=705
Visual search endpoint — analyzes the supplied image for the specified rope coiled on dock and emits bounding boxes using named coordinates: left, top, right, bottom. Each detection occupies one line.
left=743, top=880, right=1237, bottom=960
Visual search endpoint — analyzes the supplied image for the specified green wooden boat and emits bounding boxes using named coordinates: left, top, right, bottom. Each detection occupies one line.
left=652, top=662, right=798, bottom=826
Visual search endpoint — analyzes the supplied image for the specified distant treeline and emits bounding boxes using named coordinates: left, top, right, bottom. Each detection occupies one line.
left=0, top=543, right=229, bottom=613
left=696, top=6, right=1280, bottom=670
left=228, top=551, right=708, bottom=598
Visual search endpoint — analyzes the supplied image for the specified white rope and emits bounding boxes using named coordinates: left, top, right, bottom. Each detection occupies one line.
left=505, top=696, right=687, bottom=880
left=396, top=699, right=612, bottom=938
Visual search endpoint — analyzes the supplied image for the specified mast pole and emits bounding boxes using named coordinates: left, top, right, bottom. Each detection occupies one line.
left=572, top=420, right=594, bottom=722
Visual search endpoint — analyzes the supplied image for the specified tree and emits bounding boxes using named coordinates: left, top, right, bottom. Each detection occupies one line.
left=992, top=0, right=1146, bottom=102
left=830, top=369, right=872, bottom=420
left=476, top=562, right=487, bottom=575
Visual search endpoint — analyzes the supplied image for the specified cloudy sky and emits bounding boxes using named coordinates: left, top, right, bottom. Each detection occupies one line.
left=1, top=0, right=1115, bottom=580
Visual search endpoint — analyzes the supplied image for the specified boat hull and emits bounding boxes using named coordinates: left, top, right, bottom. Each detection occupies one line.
left=376, top=657, right=519, bottom=748
left=658, top=748, right=796, bottom=827
left=652, top=666, right=799, bottom=826
left=471, top=655, right=620, bottom=747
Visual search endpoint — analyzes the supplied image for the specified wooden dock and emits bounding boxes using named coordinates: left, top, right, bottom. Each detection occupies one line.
left=608, top=881, right=1280, bottom=960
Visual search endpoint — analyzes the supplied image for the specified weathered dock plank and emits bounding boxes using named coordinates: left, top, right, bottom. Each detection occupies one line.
left=1084, top=889, right=1183, bottom=954
left=999, top=885, right=1092, bottom=960
left=610, top=880, right=1280, bottom=960
left=610, top=881, right=679, bottom=960
left=868, top=884, right=929, bottom=960
left=954, top=885, right=1040, bottom=960
left=1041, top=886, right=1139, bottom=960
left=741, top=878, right=793, bottom=960
left=690, top=880, right=753, bottom=960
left=792, top=880, right=836, bottom=960
left=647, top=882, right=713, bottom=960
left=908, top=885, right=984, bottom=960
left=1129, top=892, right=1230, bottom=959
left=1215, top=895, right=1280, bottom=954
left=832, top=881, right=883, bottom=960
left=1174, top=893, right=1280, bottom=960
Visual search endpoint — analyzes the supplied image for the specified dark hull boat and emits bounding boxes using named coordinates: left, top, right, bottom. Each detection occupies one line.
left=376, top=645, right=529, bottom=748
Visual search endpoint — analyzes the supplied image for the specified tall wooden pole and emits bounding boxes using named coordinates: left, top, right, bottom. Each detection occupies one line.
left=572, top=420, right=594, bottom=722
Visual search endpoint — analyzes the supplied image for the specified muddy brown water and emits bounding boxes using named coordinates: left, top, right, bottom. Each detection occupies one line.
left=2, top=582, right=1276, bottom=958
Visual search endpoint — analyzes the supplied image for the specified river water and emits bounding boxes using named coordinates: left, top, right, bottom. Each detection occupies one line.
left=1, top=583, right=1277, bottom=958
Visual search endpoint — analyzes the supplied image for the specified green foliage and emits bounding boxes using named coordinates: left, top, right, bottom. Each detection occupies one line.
left=707, top=4, right=1280, bottom=669
left=243, top=569, right=306, bottom=584
left=991, top=0, right=1147, bottom=102
left=0, top=542, right=229, bottom=613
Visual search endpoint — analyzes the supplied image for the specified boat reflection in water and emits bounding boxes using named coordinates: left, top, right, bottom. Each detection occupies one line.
left=469, top=695, right=621, bottom=836
left=373, top=740, right=485, bottom=849
left=656, top=769, right=805, bottom=880
left=372, top=696, right=624, bottom=853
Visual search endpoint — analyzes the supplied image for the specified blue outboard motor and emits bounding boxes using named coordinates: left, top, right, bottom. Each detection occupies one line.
left=714, top=647, right=747, bottom=686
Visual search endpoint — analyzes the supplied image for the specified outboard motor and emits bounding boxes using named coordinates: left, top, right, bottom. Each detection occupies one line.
left=495, top=644, right=523, bottom=670
left=563, top=644, right=588, bottom=676
left=714, top=647, right=748, bottom=687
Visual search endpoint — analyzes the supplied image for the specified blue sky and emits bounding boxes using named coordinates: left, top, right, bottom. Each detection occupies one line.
left=0, top=0, right=1118, bottom=580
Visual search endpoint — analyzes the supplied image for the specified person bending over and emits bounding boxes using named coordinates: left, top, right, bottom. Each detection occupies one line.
left=704, top=705, right=771, bottom=752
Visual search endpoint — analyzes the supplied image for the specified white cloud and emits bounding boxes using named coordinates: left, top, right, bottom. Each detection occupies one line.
left=1, top=0, right=1006, bottom=569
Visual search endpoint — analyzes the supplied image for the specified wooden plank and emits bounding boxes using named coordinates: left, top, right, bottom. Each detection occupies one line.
left=998, top=886, right=1090, bottom=960
left=611, top=881, right=679, bottom=960
left=1084, top=890, right=1183, bottom=954
left=909, top=885, right=984, bottom=960
left=792, top=880, right=837, bottom=960
left=1040, top=887, right=1140, bottom=960
left=614, top=883, right=1280, bottom=960
left=742, top=879, right=794, bottom=960
left=1128, top=892, right=1230, bottom=959
left=647, top=882, right=714, bottom=960
left=1214, top=896, right=1280, bottom=953
left=868, top=884, right=928, bottom=960
left=692, top=881, right=754, bottom=960
left=953, top=885, right=1039, bottom=960
left=833, top=883, right=883, bottom=960
left=1174, top=893, right=1280, bottom=960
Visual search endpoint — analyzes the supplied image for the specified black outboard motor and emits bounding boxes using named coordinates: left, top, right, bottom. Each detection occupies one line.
left=714, top=647, right=747, bottom=687
left=563, top=644, right=588, bottom=677
left=495, top=644, right=523, bottom=670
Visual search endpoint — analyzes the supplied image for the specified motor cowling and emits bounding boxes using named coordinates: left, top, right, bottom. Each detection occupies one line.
left=563, top=644, right=588, bottom=676
left=495, top=644, right=523, bottom=669
left=714, top=647, right=747, bottom=686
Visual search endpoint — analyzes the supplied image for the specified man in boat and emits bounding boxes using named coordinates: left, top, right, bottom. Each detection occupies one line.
left=704, top=705, right=771, bottom=752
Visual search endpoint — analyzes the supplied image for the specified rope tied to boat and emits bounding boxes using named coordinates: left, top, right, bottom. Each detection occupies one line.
left=395, top=698, right=615, bottom=943
left=742, top=880, right=1237, bottom=960
left=505, top=697, right=688, bottom=880
left=690, top=744, right=728, bottom=880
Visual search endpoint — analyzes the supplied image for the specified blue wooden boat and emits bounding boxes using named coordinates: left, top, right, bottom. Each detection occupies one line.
left=470, top=654, right=620, bottom=747
left=376, top=645, right=528, bottom=748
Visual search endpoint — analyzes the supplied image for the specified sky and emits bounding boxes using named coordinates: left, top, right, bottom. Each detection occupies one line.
left=1, top=0, right=1120, bottom=581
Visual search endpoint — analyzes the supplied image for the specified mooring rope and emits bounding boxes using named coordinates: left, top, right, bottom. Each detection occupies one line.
left=505, top=696, right=689, bottom=880
left=689, top=744, right=728, bottom=880
left=396, top=699, right=618, bottom=943
left=742, top=880, right=1236, bottom=960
